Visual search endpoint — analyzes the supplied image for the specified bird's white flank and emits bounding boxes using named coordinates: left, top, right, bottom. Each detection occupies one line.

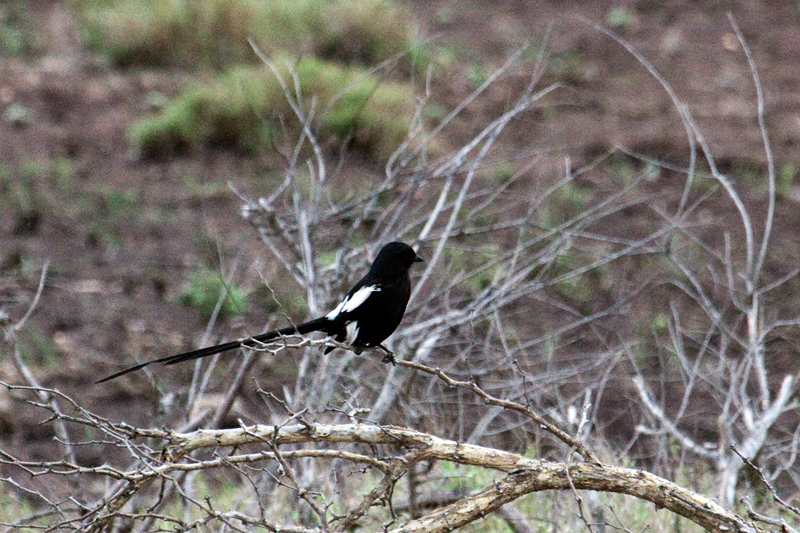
left=345, top=321, right=360, bottom=344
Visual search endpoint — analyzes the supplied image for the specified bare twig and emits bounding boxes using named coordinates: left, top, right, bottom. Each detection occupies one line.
left=396, top=359, right=599, bottom=463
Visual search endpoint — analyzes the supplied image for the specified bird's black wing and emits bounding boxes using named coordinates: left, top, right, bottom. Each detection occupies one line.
left=322, top=280, right=412, bottom=350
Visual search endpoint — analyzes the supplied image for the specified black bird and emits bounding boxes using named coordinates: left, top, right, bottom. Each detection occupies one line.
left=97, top=242, right=423, bottom=383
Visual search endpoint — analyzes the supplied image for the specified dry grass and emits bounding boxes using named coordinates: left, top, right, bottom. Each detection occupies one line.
left=72, top=0, right=422, bottom=70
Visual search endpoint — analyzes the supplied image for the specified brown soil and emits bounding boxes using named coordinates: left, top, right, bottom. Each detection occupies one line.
left=2, top=0, right=799, bottom=469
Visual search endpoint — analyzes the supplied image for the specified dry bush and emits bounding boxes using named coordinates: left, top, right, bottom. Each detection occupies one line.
left=2, top=17, right=799, bottom=533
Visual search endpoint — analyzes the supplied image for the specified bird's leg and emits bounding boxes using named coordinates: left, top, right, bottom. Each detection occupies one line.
left=376, top=345, right=396, bottom=365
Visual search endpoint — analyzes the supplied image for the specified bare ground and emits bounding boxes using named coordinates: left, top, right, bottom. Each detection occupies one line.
left=2, top=0, right=800, bottom=469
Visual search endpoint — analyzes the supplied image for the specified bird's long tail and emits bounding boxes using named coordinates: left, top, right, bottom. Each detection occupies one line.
left=95, top=318, right=329, bottom=383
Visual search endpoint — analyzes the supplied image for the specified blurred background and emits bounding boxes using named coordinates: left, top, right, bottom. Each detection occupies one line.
left=2, top=0, right=800, bottom=530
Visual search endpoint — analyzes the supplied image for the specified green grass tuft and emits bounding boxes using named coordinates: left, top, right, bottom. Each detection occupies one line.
left=178, top=269, right=249, bottom=318
left=0, top=2, right=42, bottom=56
left=129, top=59, right=416, bottom=160
left=777, top=162, right=796, bottom=198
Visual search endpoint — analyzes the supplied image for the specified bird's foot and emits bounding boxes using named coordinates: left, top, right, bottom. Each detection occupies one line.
left=377, top=345, right=396, bottom=365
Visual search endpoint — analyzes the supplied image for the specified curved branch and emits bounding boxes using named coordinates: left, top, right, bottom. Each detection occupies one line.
left=391, top=462, right=757, bottom=533
left=162, top=422, right=757, bottom=533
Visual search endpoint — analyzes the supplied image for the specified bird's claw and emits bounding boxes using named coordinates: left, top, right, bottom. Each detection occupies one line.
left=378, top=346, right=396, bottom=365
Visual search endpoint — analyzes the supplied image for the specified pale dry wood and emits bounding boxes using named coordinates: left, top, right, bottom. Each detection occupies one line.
left=391, top=462, right=756, bottom=533
left=163, top=422, right=760, bottom=533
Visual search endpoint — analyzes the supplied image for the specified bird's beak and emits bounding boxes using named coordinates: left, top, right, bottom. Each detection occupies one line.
left=414, top=255, right=424, bottom=263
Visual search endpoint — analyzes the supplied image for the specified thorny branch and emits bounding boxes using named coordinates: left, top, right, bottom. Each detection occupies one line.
left=0, top=360, right=765, bottom=533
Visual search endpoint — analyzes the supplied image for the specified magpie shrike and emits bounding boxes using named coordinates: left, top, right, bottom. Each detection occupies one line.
left=97, top=242, right=423, bottom=383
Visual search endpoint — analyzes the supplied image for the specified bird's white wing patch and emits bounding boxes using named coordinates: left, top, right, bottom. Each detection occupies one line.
left=343, top=285, right=380, bottom=313
left=325, top=300, right=346, bottom=320
left=326, top=285, right=380, bottom=320
left=345, top=321, right=360, bottom=344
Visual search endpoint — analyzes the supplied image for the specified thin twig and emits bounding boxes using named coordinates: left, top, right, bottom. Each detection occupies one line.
left=396, top=359, right=600, bottom=463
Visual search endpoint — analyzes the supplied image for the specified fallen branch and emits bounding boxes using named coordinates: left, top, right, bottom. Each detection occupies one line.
left=161, top=422, right=757, bottom=532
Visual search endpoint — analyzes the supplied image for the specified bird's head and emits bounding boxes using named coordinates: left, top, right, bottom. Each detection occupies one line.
left=370, top=242, right=423, bottom=276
